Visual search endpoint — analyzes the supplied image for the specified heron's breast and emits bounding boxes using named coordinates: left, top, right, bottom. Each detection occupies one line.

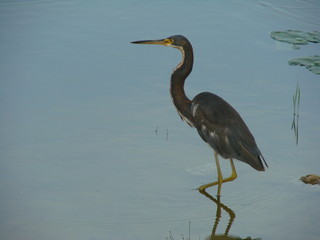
left=177, top=110, right=195, bottom=127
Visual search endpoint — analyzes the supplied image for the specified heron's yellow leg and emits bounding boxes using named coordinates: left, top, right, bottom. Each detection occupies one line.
left=221, top=158, right=237, bottom=183
left=198, top=155, right=238, bottom=196
left=198, top=152, right=223, bottom=194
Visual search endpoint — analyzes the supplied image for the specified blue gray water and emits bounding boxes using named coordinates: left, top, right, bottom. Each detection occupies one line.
left=1, top=1, right=320, bottom=239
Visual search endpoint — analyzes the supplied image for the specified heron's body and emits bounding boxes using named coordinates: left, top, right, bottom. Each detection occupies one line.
left=191, top=92, right=265, bottom=171
left=132, top=35, right=267, bottom=195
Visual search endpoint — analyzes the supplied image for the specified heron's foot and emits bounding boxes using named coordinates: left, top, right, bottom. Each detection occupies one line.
left=198, top=172, right=237, bottom=196
left=198, top=180, right=220, bottom=191
left=198, top=179, right=223, bottom=196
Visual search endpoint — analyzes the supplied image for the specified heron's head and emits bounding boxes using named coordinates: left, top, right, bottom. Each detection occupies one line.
left=131, top=35, right=190, bottom=50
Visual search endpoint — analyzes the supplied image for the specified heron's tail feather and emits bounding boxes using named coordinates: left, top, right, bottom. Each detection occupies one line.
left=239, top=142, right=267, bottom=171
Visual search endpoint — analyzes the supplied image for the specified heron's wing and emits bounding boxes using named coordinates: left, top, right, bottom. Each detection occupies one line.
left=191, top=92, right=266, bottom=171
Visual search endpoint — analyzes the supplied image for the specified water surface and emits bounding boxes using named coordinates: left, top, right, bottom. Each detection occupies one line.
left=1, top=1, right=320, bottom=240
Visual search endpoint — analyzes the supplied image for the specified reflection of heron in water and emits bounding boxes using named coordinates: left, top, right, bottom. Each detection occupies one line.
left=132, top=35, right=267, bottom=196
left=201, top=191, right=261, bottom=240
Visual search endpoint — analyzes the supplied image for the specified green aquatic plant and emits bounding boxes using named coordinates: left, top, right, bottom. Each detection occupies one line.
left=166, top=221, right=192, bottom=240
left=270, top=30, right=320, bottom=74
left=270, top=30, right=320, bottom=47
left=288, top=56, right=320, bottom=75
left=291, top=83, right=300, bottom=145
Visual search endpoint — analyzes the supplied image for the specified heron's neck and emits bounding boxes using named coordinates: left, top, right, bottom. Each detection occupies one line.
left=170, top=45, right=194, bottom=125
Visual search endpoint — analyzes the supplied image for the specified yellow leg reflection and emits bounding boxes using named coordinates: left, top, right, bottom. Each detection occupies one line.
left=199, top=190, right=235, bottom=238
left=198, top=152, right=238, bottom=196
left=199, top=190, right=260, bottom=239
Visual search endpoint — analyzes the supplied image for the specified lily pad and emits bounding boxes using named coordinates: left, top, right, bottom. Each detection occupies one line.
left=288, top=55, right=320, bottom=75
left=306, top=31, right=320, bottom=43
left=270, top=30, right=320, bottom=45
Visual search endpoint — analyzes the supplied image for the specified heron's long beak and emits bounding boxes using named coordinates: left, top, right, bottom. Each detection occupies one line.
left=131, top=38, right=173, bottom=46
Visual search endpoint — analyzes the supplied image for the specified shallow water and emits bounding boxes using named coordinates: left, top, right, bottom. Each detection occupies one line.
left=1, top=1, right=320, bottom=240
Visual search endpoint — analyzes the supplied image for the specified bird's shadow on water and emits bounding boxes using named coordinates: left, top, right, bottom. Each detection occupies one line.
left=199, top=190, right=261, bottom=240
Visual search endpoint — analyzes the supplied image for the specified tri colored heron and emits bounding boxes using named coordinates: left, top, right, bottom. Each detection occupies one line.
left=131, top=35, right=267, bottom=195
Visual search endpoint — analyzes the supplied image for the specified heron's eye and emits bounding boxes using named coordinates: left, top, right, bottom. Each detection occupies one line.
left=163, top=38, right=173, bottom=46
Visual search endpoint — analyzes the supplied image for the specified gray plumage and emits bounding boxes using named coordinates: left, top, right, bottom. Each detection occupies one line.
left=191, top=92, right=267, bottom=171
